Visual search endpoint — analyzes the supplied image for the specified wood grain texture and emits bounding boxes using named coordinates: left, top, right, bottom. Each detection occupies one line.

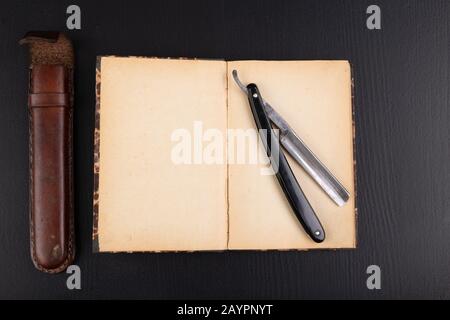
left=0, top=0, right=448, bottom=299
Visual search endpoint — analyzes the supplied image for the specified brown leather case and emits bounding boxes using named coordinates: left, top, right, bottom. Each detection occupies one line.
left=20, top=32, right=75, bottom=273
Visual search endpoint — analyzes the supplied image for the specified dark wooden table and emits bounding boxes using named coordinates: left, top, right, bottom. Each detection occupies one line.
left=0, top=0, right=448, bottom=299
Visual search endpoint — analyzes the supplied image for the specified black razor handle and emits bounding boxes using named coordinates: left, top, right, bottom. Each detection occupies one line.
left=246, top=84, right=325, bottom=243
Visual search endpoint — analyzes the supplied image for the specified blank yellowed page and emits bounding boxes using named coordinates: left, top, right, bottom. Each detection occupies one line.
left=98, top=57, right=228, bottom=251
left=227, top=60, right=355, bottom=250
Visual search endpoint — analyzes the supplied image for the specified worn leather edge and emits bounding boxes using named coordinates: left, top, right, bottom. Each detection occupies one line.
left=22, top=32, right=75, bottom=273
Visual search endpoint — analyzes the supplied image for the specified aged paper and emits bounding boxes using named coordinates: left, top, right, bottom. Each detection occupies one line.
left=227, top=60, right=355, bottom=249
left=97, top=57, right=228, bottom=251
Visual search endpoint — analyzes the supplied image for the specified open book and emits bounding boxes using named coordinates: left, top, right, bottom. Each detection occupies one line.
left=93, top=57, right=356, bottom=252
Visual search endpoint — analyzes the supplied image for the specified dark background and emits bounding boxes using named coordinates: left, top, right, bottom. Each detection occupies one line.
left=0, top=0, right=448, bottom=299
